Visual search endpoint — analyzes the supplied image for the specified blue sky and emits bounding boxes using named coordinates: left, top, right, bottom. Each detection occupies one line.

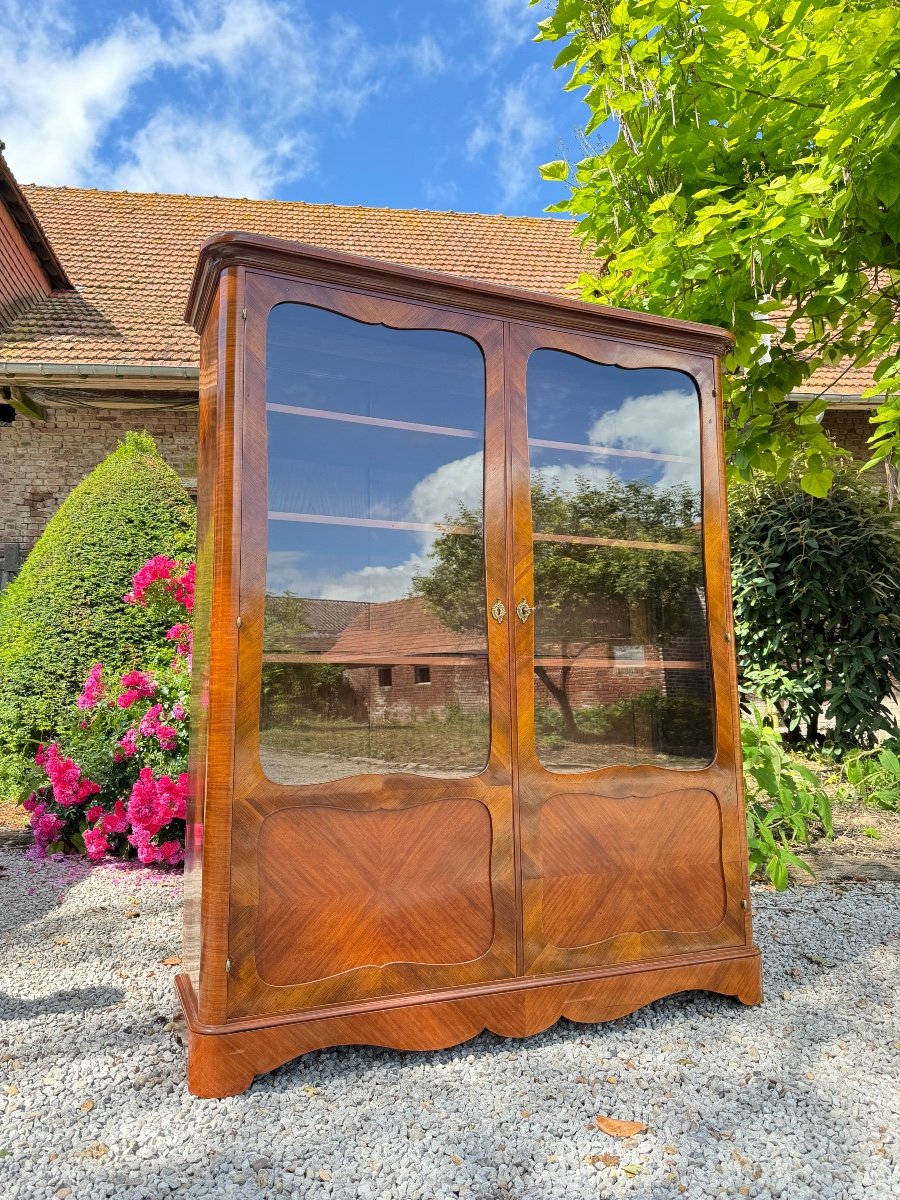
left=0, top=0, right=597, bottom=217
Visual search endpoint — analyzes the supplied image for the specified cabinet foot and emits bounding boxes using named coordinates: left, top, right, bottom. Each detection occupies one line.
left=176, top=948, right=763, bottom=1098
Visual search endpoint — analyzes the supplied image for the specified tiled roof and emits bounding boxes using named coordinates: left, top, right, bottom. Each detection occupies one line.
left=1, top=186, right=590, bottom=369
left=0, top=183, right=878, bottom=397
left=330, top=598, right=484, bottom=660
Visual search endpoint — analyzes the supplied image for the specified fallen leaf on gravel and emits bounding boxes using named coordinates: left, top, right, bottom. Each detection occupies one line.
left=677, top=1057, right=696, bottom=1066
left=80, top=1099, right=94, bottom=1112
left=622, top=1163, right=645, bottom=1177
left=302, top=1085, right=318, bottom=1096
left=318, top=1169, right=331, bottom=1181
left=624, top=1059, right=636, bottom=1069
left=53, top=938, right=69, bottom=946
left=606, top=1075, right=617, bottom=1084
left=76, top=1143, right=108, bottom=1160
left=450, top=1154, right=463, bottom=1166
left=5, top=1085, right=18, bottom=1095
left=161, top=956, right=182, bottom=966
left=520, top=1110, right=531, bottom=1118
left=595, top=1116, right=648, bottom=1137
left=0, top=1149, right=9, bottom=1159
left=585, top=1153, right=619, bottom=1167
left=665, top=1145, right=678, bottom=1154
left=124, top=911, right=140, bottom=920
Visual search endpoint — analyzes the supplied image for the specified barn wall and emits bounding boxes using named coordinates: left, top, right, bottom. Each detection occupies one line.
left=0, top=403, right=198, bottom=558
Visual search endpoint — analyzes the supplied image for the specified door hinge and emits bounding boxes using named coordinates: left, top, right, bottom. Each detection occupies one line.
left=241, top=307, right=247, bottom=320
left=225, top=958, right=232, bottom=973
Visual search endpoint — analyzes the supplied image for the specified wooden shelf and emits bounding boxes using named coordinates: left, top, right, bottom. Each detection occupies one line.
left=268, top=511, right=477, bottom=535
left=267, top=402, right=480, bottom=441
left=533, top=531, right=697, bottom=553
left=528, top=435, right=691, bottom=465
left=533, top=657, right=707, bottom=670
left=263, top=653, right=487, bottom=666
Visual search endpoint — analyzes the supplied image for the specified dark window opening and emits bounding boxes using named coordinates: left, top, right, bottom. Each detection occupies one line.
left=414, top=666, right=431, bottom=685
left=377, top=667, right=393, bottom=688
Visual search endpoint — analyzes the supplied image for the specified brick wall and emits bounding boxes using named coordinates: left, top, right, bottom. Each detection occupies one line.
left=0, top=403, right=199, bottom=556
left=823, top=408, right=875, bottom=463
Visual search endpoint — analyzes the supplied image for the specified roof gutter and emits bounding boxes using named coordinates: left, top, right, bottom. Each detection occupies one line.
left=0, top=361, right=199, bottom=391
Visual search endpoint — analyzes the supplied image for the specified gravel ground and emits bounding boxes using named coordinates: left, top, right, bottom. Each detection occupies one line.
left=0, top=848, right=897, bottom=1200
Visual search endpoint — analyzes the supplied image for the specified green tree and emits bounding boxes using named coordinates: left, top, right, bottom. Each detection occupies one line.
left=0, top=433, right=195, bottom=797
left=730, top=466, right=900, bottom=750
left=413, top=476, right=704, bottom=742
left=535, top=0, right=900, bottom=490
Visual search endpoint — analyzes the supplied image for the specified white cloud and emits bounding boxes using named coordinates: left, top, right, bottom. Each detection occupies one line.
left=0, top=3, right=163, bottom=185
left=0, top=0, right=429, bottom=197
left=402, top=34, right=446, bottom=77
left=269, top=550, right=429, bottom=604
left=407, top=452, right=484, bottom=527
left=588, top=389, right=702, bottom=488
left=111, top=108, right=312, bottom=198
left=466, top=64, right=553, bottom=211
left=483, top=0, right=541, bottom=59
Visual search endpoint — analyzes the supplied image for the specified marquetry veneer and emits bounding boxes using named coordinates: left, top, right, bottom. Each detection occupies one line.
left=178, top=233, right=762, bottom=1098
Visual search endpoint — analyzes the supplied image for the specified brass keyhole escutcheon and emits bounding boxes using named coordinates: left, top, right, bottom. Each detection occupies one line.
left=491, top=599, right=507, bottom=624
left=516, top=598, right=532, bottom=623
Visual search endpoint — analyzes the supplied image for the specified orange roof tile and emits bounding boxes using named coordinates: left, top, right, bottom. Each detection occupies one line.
left=0, top=185, right=590, bottom=369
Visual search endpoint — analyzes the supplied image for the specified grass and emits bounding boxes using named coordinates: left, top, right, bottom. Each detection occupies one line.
left=260, top=714, right=491, bottom=771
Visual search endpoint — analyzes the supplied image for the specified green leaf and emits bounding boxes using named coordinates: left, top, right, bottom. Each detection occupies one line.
left=539, top=159, right=569, bottom=183
left=800, top=468, right=834, bottom=498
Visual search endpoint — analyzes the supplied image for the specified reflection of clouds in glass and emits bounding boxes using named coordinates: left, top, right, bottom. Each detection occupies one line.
left=532, top=461, right=611, bottom=495
left=588, top=389, right=700, bottom=488
left=266, top=550, right=309, bottom=594
left=406, top=451, right=483, bottom=526
left=267, top=551, right=429, bottom=603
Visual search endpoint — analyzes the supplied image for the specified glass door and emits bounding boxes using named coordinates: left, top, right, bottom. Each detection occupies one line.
left=508, top=323, right=749, bottom=977
left=226, top=275, right=518, bottom=1020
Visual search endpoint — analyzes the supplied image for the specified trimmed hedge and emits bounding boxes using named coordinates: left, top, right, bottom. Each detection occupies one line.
left=0, top=433, right=195, bottom=797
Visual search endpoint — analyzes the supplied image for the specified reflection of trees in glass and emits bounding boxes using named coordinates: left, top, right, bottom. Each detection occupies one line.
left=261, top=593, right=353, bottom=727
left=414, top=476, right=704, bottom=744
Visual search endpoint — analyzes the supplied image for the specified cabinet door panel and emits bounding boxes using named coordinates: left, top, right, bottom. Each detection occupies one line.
left=507, top=323, right=750, bottom=974
left=227, top=273, right=516, bottom=1020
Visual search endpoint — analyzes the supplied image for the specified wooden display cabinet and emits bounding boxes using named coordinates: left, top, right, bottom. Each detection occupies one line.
left=177, top=233, right=762, bottom=1098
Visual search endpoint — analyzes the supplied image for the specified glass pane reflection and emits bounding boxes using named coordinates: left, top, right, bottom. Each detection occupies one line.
left=527, top=349, right=715, bottom=771
left=260, top=303, right=490, bottom=784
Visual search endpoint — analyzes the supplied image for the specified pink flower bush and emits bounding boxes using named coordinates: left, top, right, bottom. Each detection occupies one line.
left=76, top=664, right=104, bottom=711
left=22, top=552, right=193, bottom=865
left=125, top=555, right=195, bottom=614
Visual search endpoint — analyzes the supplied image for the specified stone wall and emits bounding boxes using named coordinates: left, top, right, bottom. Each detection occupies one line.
left=0, top=402, right=199, bottom=557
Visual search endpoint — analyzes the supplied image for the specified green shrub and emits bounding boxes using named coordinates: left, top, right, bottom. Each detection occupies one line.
left=0, top=433, right=195, bottom=798
left=731, top=466, right=900, bottom=752
left=741, top=712, right=833, bottom=889
left=842, top=743, right=900, bottom=812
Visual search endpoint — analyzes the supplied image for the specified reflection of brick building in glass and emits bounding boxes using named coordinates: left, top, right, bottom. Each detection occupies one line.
left=262, top=593, right=711, bottom=732
left=325, top=598, right=489, bottom=723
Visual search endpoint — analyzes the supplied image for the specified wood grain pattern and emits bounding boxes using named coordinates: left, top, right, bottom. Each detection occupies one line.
left=255, top=799, right=495, bottom=985
left=179, top=235, right=758, bottom=1098
left=539, top=790, right=726, bottom=949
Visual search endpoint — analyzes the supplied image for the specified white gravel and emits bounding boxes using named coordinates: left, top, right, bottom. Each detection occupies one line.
left=0, top=847, right=897, bottom=1200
